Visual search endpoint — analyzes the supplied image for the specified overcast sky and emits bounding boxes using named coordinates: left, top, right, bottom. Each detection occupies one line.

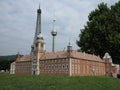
left=0, top=0, right=118, bottom=55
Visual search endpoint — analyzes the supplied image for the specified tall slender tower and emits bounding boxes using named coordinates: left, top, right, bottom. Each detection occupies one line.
left=31, top=5, right=45, bottom=75
left=31, top=5, right=42, bottom=54
left=31, top=5, right=45, bottom=54
left=51, top=19, right=57, bottom=52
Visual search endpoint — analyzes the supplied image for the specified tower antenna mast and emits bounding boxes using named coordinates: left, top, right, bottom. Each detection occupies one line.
left=51, top=16, right=57, bottom=52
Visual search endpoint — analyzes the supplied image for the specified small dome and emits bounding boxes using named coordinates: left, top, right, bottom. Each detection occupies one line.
left=37, top=33, right=43, bottom=40
left=103, top=52, right=111, bottom=59
left=67, top=42, right=72, bottom=51
left=68, top=42, right=72, bottom=47
left=37, top=9, right=41, bottom=13
left=36, top=33, right=44, bottom=43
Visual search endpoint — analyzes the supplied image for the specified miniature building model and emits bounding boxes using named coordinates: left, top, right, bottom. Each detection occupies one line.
left=10, top=6, right=119, bottom=76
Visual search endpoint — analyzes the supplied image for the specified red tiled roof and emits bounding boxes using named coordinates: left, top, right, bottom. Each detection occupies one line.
left=16, top=50, right=104, bottom=62
left=16, top=55, right=32, bottom=62
left=71, top=51, right=104, bottom=62
left=40, top=51, right=104, bottom=62
left=40, top=51, right=68, bottom=59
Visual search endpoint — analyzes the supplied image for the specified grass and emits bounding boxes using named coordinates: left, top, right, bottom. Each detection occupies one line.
left=0, top=74, right=120, bottom=90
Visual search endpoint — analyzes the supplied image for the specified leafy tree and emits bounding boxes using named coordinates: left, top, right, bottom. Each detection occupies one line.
left=77, top=2, right=120, bottom=64
left=0, top=57, right=15, bottom=71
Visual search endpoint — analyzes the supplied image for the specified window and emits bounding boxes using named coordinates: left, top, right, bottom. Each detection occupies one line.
left=52, top=60, right=54, bottom=63
left=62, top=64, right=65, bottom=68
left=66, top=64, right=69, bottom=69
left=83, top=65, right=85, bottom=74
left=41, top=43, right=43, bottom=48
left=36, top=44, right=38, bottom=47
left=72, top=65, right=74, bottom=69
left=62, top=59, right=63, bottom=62
left=78, top=65, right=80, bottom=73
left=52, top=65, right=54, bottom=69
left=72, top=65, right=74, bottom=73
left=59, top=64, right=61, bottom=68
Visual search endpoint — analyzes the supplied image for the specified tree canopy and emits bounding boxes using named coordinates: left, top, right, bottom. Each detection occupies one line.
left=0, top=55, right=17, bottom=71
left=0, top=58, right=13, bottom=70
left=77, top=1, right=120, bottom=64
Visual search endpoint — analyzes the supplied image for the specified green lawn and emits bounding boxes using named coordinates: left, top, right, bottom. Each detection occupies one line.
left=0, top=74, right=120, bottom=90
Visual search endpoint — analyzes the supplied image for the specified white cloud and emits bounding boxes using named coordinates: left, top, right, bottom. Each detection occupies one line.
left=0, top=0, right=118, bottom=55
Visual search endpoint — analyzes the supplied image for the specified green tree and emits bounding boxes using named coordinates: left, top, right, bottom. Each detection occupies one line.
left=77, top=2, right=120, bottom=64
left=0, top=57, right=15, bottom=71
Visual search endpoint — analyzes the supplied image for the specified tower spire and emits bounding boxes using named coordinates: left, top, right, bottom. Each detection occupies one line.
left=34, top=5, right=42, bottom=43
left=39, top=3, right=40, bottom=9
left=51, top=18, right=57, bottom=52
